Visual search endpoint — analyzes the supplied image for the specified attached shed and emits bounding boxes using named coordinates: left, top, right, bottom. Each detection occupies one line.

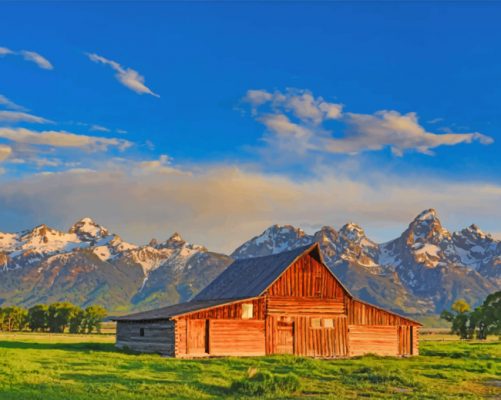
left=115, top=243, right=421, bottom=358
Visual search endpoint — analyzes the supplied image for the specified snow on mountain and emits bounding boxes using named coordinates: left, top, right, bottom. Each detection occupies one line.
left=69, top=217, right=110, bottom=242
left=231, top=224, right=313, bottom=259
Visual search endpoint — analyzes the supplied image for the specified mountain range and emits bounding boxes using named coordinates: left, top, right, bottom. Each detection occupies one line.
left=0, top=210, right=499, bottom=315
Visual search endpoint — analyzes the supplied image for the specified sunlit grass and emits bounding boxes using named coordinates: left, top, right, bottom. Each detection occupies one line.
left=0, top=332, right=499, bottom=399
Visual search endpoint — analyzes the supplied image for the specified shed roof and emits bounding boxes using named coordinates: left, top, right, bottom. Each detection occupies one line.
left=113, top=299, right=239, bottom=321
left=193, top=243, right=319, bottom=301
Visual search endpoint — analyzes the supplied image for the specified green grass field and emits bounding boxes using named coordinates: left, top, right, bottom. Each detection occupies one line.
left=0, top=332, right=499, bottom=399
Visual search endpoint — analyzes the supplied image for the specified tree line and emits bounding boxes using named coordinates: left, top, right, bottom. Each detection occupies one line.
left=441, top=290, right=500, bottom=339
left=0, top=302, right=107, bottom=334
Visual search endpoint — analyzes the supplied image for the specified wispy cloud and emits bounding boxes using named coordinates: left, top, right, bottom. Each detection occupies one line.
left=90, top=124, right=111, bottom=133
left=0, top=94, right=27, bottom=111
left=86, top=52, right=159, bottom=97
left=0, top=46, right=53, bottom=70
left=0, top=128, right=131, bottom=151
left=19, top=50, right=53, bottom=70
left=245, top=88, right=493, bottom=156
left=0, top=110, right=51, bottom=124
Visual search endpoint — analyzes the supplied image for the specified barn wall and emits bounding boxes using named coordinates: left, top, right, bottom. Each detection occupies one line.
left=209, top=320, right=265, bottom=356
left=345, top=298, right=419, bottom=326
left=348, top=325, right=399, bottom=356
left=174, top=299, right=267, bottom=357
left=267, top=296, right=345, bottom=315
left=266, top=314, right=349, bottom=357
left=266, top=254, right=346, bottom=299
left=116, top=320, right=175, bottom=356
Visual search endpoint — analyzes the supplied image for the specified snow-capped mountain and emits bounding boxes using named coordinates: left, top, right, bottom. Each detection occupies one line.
left=231, top=209, right=500, bottom=313
left=0, top=219, right=231, bottom=311
left=0, top=210, right=498, bottom=314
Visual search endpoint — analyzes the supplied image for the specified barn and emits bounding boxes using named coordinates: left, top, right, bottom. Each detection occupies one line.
left=114, top=243, right=421, bottom=358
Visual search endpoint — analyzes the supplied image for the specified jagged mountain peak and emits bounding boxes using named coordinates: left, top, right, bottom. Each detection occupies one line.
left=415, top=208, right=438, bottom=221
left=69, top=217, right=109, bottom=242
left=461, top=224, right=490, bottom=239
left=156, top=232, right=187, bottom=249
left=404, top=208, right=450, bottom=245
left=231, top=223, right=312, bottom=259
left=314, top=226, right=338, bottom=243
left=339, top=222, right=367, bottom=241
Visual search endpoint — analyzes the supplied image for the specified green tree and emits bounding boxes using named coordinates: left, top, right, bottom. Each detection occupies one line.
left=27, top=304, right=49, bottom=332
left=47, top=302, right=79, bottom=333
left=469, top=291, right=501, bottom=339
left=441, top=299, right=472, bottom=339
left=1, top=306, right=28, bottom=331
left=69, top=308, right=86, bottom=334
left=83, top=305, right=107, bottom=333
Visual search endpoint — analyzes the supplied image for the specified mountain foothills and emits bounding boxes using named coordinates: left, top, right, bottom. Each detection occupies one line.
left=0, top=210, right=499, bottom=315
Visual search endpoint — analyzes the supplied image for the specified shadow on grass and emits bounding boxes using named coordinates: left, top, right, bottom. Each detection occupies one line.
left=0, top=340, right=116, bottom=353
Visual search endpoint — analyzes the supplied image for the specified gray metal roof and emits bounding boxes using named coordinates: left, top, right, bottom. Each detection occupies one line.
left=193, top=243, right=319, bottom=301
left=113, top=299, right=238, bottom=321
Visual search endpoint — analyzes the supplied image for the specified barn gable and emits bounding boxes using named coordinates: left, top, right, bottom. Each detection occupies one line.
left=193, top=243, right=321, bottom=301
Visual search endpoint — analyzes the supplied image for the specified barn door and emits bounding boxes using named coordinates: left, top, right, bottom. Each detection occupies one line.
left=276, top=321, right=294, bottom=354
left=187, top=319, right=208, bottom=355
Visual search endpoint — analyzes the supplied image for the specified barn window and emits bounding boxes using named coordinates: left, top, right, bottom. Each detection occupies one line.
left=139, top=328, right=145, bottom=337
left=323, top=318, right=334, bottom=329
left=242, top=303, right=253, bottom=319
left=311, top=318, right=321, bottom=329
left=315, top=275, right=323, bottom=297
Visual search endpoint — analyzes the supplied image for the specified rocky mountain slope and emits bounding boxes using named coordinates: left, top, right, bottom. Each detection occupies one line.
left=0, top=210, right=499, bottom=314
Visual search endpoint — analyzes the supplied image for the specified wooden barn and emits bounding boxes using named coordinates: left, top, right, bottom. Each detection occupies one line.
left=114, top=243, right=421, bottom=358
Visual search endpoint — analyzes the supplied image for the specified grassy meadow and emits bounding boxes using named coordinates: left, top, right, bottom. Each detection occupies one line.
left=0, top=331, right=499, bottom=399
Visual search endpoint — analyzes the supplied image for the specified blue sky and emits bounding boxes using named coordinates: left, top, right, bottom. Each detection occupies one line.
left=0, top=3, right=500, bottom=251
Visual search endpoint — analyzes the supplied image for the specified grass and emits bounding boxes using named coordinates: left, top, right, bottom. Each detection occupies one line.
left=0, top=332, right=499, bottom=399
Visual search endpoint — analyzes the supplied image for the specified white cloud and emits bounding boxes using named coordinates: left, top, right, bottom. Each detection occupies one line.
left=245, top=89, right=343, bottom=124
left=0, top=128, right=131, bottom=151
left=20, top=50, right=54, bottom=70
left=329, top=111, right=493, bottom=156
left=0, top=47, right=14, bottom=56
left=86, top=52, right=159, bottom=97
left=0, top=111, right=51, bottom=124
left=245, top=88, right=493, bottom=156
left=0, top=162, right=499, bottom=253
left=0, top=94, right=26, bottom=111
left=0, top=46, right=53, bottom=69
left=0, top=145, right=12, bottom=162
left=90, top=124, right=111, bottom=133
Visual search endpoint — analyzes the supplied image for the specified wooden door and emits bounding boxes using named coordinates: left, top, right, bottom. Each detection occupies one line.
left=276, top=321, right=294, bottom=354
left=187, top=319, right=208, bottom=355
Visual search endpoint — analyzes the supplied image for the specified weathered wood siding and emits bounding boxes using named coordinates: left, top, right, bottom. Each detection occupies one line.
left=266, top=254, right=346, bottom=299
left=267, top=296, right=345, bottom=315
left=116, top=320, right=175, bottom=356
left=348, top=325, right=399, bottom=356
left=209, top=320, right=265, bottom=356
left=345, top=298, right=419, bottom=327
left=266, top=315, right=349, bottom=357
left=174, top=298, right=267, bottom=357
left=184, top=298, right=265, bottom=320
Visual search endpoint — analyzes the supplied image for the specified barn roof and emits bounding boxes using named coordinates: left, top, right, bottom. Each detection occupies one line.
left=193, top=243, right=320, bottom=301
left=113, top=299, right=240, bottom=321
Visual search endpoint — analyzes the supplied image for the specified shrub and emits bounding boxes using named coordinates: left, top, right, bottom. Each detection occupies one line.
left=230, top=368, right=300, bottom=396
